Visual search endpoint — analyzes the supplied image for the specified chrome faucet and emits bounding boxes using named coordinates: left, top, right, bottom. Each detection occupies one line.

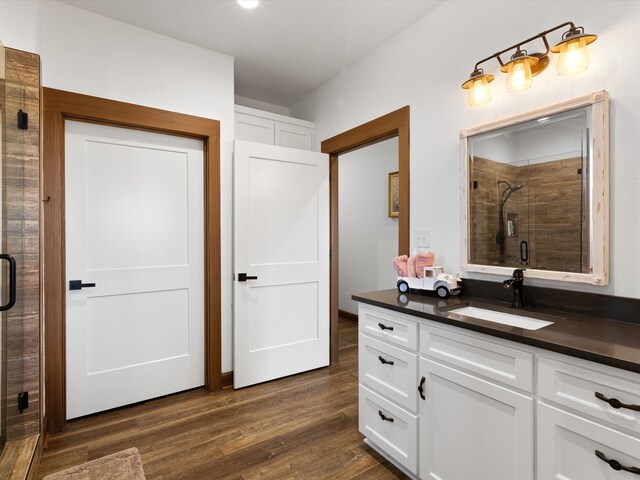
left=503, top=269, right=525, bottom=309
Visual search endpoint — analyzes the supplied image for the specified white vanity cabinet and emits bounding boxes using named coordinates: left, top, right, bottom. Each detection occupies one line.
left=418, top=322, right=535, bottom=479
left=235, top=105, right=315, bottom=150
left=358, top=305, right=420, bottom=476
left=357, top=303, right=640, bottom=480
left=537, top=357, right=640, bottom=480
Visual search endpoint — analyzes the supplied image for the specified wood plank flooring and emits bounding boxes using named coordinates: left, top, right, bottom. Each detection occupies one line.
left=36, top=320, right=406, bottom=479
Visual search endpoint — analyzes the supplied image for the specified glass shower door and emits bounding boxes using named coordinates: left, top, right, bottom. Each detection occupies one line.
left=0, top=40, right=38, bottom=457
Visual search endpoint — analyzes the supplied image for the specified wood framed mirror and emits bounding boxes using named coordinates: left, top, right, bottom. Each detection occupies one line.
left=460, top=91, right=609, bottom=285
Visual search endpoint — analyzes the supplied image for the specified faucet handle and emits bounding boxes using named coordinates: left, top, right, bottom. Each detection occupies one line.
left=512, top=268, right=526, bottom=279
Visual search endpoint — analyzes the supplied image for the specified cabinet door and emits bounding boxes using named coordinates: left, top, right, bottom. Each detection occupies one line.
left=235, top=113, right=275, bottom=145
left=538, top=402, right=640, bottom=480
left=419, top=358, right=534, bottom=480
left=275, top=122, right=314, bottom=150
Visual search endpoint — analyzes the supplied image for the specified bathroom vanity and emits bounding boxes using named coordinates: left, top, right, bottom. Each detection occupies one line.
left=355, top=289, right=640, bottom=480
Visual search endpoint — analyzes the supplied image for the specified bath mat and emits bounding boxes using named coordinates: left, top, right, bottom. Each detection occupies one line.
left=43, top=447, right=146, bottom=480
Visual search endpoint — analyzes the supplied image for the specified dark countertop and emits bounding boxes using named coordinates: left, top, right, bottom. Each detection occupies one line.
left=352, top=289, right=640, bottom=375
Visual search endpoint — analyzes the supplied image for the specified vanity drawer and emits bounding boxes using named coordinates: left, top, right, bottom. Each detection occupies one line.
left=359, top=333, right=418, bottom=413
left=538, top=356, right=640, bottom=433
left=419, top=323, right=534, bottom=392
left=537, top=402, right=640, bottom=480
left=359, top=305, right=418, bottom=351
left=359, top=385, right=418, bottom=475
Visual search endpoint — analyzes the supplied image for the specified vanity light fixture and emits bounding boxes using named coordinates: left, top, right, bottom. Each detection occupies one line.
left=462, top=21, right=597, bottom=106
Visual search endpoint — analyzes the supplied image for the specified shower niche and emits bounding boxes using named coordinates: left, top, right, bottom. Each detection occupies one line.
left=460, top=91, right=609, bottom=285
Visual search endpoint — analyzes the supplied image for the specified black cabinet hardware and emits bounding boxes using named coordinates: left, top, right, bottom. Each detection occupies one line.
left=378, top=410, right=394, bottom=422
left=69, top=280, right=96, bottom=291
left=237, top=273, right=258, bottom=282
left=378, top=355, right=395, bottom=366
left=595, top=392, right=640, bottom=411
left=377, top=322, right=394, bottom=331
left=418, top=376, right=426, bottom=400
left=0, top=254, right=16, bottom=311
left=595, top=450, right=640, bottom=474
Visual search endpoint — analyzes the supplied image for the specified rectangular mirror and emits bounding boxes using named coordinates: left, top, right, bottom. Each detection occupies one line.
left=460, top=91, right=609, bottom=285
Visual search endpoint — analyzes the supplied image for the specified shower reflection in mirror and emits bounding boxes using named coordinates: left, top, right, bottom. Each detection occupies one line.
left=468, top=107, right=589, bottom=273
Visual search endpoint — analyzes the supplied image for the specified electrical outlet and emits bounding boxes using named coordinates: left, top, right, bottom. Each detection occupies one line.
left=414, top=228, right=430, bottom=248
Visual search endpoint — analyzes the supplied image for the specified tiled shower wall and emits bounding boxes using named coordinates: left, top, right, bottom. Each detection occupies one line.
left=470, top=156, right=584, bottom=273
left=5, top=48, right=40, bottom=439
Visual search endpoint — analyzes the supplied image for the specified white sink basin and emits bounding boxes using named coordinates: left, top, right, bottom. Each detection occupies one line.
left=448, top=306, right=554, bottom=330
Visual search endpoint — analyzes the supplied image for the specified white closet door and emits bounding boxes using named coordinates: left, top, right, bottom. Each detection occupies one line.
left=65, top=120, right=204, bottom=419
left=233, top=140, right=329, bottom=388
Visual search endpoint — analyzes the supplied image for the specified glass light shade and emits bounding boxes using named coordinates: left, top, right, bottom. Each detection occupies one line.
left=468, top=77, right=492, bottom=106
left=507, top=59, right=533, bottom=92
left=556, top=37, right=589, bottom=75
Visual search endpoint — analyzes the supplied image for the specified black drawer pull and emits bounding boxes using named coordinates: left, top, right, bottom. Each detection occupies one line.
left=595, top=450, right=640, bottom=475
left=378, top=355, right=394, bottom=366
left=378, top=322, right=394, bottom=331
left=418, top=376, right=426, bottom=400
left=378, top=410, right=394, bottom=423
left=595, top=392, right=640, bottom=412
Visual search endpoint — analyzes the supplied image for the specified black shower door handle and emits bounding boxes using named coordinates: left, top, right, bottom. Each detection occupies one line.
left=0, top=254, right=17, bottom=311
left=520, top=241, right=529, bottom=263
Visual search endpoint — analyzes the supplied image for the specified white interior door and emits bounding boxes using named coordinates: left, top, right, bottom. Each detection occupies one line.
left=65, top=120, right=205, bottom=419
left=233, top=140, right=329, bottom=388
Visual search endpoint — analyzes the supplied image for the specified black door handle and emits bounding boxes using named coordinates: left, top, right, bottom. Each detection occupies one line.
left=520, top=240, right=529, bottom=263
left=0, top=254, right=16, bottom=311
left=237, top=273, right=258, bottom=282
left=69, top=280, right=96, bottom=291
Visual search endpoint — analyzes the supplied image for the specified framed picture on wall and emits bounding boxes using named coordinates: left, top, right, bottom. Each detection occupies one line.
left=388, top=171, right=399, bottom=218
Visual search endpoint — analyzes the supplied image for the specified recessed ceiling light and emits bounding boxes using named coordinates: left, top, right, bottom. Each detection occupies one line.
left=237, top=0, right=259, bottom=9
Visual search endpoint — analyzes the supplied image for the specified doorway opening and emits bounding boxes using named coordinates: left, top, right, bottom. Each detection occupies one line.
left=337, top=138, right=399, bottom=322
left=321, top=106, right=410, bottom=363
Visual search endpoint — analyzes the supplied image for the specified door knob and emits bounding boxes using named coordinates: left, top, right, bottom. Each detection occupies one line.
left=69, top=280, right=96, bottom=291
left=237, top=273, right=258, bottom=282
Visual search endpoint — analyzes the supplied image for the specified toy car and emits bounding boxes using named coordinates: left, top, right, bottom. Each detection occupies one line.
left=397, top=266, right=461, bottom=298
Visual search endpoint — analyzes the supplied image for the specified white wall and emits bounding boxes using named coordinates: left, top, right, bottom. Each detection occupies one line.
left=0, top=0, right=236, bottom=371
left=339, top=138, right=398, bottom=314
left=293, top=0, right=640, bottom=298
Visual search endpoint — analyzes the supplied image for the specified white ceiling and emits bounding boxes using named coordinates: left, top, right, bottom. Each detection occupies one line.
left=59, top=0, right=445, bottom=108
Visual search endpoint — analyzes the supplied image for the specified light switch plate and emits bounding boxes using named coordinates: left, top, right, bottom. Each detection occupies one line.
left=414, top=228, right=430, bottom=248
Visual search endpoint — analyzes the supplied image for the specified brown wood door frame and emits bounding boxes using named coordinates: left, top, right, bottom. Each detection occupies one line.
left=321, top=106, right=410, bottom=364
left=42, top=88, right=222, bottom=433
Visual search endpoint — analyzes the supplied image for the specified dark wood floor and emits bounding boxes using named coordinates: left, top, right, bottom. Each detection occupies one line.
left=36, top=320, right=406, bottom=479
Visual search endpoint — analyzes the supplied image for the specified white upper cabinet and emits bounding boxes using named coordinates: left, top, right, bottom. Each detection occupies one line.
left=235, top=105, right=315, bottom=151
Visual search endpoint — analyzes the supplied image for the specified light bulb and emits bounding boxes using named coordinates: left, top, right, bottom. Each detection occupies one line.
left=556, top=37, right=589, bottom=75
left=507, top=59, right=533, bottom=92
left=236, top=0, right=259, bottom=9
left=468, top=77, right=492, bottom=106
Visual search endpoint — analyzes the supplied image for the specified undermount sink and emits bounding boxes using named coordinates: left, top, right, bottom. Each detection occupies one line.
left=447, top=305, right=554, bottom=330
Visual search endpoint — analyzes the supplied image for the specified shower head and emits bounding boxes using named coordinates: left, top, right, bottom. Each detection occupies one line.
left=498, top=180, right=525, bottom=205
left=497, top=180, right=524, bottom=193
